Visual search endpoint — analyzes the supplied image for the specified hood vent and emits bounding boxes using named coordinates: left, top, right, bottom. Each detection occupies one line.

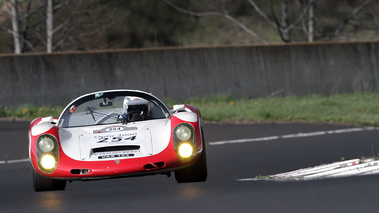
left=92, top=145, right=140, bottom=153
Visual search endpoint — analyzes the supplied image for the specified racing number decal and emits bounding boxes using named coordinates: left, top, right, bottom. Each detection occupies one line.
left=88, top=132, right=142, bottom=145
left=96, top=135, right=137, bottom=144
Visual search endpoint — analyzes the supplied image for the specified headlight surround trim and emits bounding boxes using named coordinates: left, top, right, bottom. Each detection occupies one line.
left=173, top=123, right=196, bottom=162
left=36, top=134, right=59, bottom=173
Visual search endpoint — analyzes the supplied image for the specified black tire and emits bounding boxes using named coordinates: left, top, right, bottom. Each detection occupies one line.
left=32, top=169, right=66, bottom=192
left=175, top=132, right=208, bottom=183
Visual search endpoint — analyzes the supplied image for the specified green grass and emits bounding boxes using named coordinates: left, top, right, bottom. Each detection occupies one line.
left=2, top=93, right=379, bottom=126
left=0, top=105, right=64, bottom=120
left=165, top=93, right=379, bottom=126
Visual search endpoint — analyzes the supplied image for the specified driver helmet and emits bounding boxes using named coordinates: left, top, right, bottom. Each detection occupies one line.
left=123, top=96, right=149, bottom=115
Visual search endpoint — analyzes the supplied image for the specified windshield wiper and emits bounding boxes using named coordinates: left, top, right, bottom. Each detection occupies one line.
left=86, top=106, right=96, bottom=122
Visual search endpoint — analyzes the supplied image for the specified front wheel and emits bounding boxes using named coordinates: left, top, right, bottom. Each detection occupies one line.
left=175, top=143, right=208, bottom=183
left=32, top=169, right=66, bottom=192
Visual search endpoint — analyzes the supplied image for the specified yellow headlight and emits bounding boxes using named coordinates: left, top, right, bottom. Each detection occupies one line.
left=40, top=154, right=56, bottom=170
left=178, top=143, right=194, bottom=158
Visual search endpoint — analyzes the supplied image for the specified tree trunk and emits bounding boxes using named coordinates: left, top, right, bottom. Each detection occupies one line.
left=307, top=0, right=315, bottom=42
left=46, top=0, right=54, bottom=53
left=280, top=0, right=291, bottom=42
left=10, top=0, right=21, bottom=54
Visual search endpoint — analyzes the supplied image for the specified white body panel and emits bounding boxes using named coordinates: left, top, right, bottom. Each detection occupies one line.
left=59, top=119, right=171, bottom=161
left=172, top=112, right=198, bottom=123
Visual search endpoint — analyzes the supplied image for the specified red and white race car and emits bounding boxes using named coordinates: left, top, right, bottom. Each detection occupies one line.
left=29, top=90, right=207, bottom=191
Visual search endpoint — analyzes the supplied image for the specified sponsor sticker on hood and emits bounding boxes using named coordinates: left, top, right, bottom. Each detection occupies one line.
left=93, top=126, right=137, bottom=134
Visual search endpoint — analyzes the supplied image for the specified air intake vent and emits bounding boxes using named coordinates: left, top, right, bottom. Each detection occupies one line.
left=92, top=145, right=140, bottom=153
left=143, top=162, right=165, bottom=170
left=70, top=169, right=90, bottom=175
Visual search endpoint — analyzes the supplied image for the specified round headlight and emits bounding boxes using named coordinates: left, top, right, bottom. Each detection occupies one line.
left=38, top=136, right=55, bottom=152
left=178, top=143, right=194, bottom=158
left=40, top=154, right=56, bottom=170
left=175, top=125, right=192, bottom=141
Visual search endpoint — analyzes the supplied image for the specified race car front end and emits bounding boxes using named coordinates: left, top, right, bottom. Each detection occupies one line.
left=29, top=113, right=206, bottom=191
left=29, top=90, right=207, bottom=191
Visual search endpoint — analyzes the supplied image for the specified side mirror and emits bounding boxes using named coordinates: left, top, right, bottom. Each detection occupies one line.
left=172, top=104, right=185, bottom=112
left=100, top=102, right=112, bottom=107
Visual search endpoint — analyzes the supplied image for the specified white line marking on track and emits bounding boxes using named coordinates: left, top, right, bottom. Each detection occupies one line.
left=0, top=158, right=29, bottom=164
left=236, top=158, right=379, bottom=182
left=2, top=127, right=379, bottom=164
left=209, top=127, right=379, bottom=145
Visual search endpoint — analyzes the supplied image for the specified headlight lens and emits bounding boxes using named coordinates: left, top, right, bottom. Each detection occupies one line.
left=38, top=136, right=55, bottom=152
left=178, top=143, right=194, bottom=158
left=175, top=125, right=192, bottom=141
left=40, top=154, right=56, bottom=170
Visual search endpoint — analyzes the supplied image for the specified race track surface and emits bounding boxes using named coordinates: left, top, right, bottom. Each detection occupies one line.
left=1, top=121, right=379, bottom=213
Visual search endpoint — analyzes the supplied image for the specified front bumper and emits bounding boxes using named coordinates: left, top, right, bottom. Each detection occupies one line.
left=31, top=141, right=202, bottom=180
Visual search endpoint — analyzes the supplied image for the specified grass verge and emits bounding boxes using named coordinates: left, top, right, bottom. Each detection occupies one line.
left=0, top=105, right=64, bottom=121
left=2, top=92, right=379, bottom=126
left=165, top=92, right=379, bottom=126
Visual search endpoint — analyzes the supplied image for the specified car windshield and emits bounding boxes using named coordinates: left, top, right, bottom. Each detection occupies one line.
left=58, top=91, right=169, bottom=128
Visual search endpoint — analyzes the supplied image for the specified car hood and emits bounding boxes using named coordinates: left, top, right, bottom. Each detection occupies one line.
left=59, top=119, right=171, bottom=161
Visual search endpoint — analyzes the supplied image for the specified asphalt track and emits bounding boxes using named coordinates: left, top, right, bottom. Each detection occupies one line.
left=1, top=121, right=379, bottom=213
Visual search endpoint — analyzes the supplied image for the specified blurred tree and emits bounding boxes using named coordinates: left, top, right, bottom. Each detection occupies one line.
left=3, top=0, right=21, bottom=53
left=95, top=0, right=198, bottom=48
left=0, top=0, right=378, bottom=53
left=0, top=0, right=198, bottom=53
left=1, top=0, right=46, bottom=53
left=33, top=0, right=106, bottom=52
left=162, top=0, right=377, bottom=43
left=0, top=0, right=107, bottom=53
left=162, top=0, right=269, bottom=44
left=324, top=0, right=373, bottom=40
left=46, top=0, right=78, bottom=53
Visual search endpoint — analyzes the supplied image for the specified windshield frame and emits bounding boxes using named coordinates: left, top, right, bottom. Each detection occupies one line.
left=57, top=90, right=171, bottom=128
